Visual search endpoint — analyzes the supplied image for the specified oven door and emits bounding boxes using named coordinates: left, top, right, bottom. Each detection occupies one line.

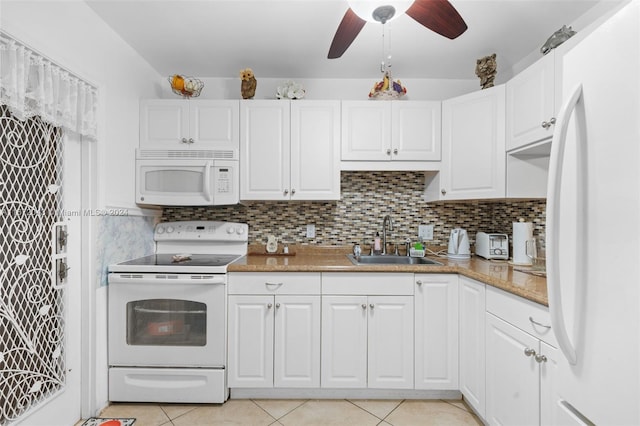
left=136, top=158, right=239, bottom=206
left=108, top=273, right=226, bottom=368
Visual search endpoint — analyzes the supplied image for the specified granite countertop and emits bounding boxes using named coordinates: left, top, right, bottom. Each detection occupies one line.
left=228, top=245, right=548, bottom=306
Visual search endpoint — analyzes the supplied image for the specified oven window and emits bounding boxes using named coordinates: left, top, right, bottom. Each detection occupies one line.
left=126, top=299, right=206, bottom=346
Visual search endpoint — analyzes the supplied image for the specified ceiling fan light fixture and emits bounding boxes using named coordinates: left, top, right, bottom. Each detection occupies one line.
left=348, top=0, right=414, bottom=23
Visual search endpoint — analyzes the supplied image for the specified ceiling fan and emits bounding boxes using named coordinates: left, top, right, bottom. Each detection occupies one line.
left=328, top=0, right=468, bottom=59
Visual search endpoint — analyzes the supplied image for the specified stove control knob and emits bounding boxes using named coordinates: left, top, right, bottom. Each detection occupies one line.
left=166, top=226, right=175, bottom=234
left=236, top=227, right=245, bottom=235
left=156, top=227, right=165, bottom=234
left=227, top=227, right=235, bottom=234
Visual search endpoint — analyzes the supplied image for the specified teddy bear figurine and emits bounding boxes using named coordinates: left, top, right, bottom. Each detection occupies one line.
left=240, top=68, right=257, bottom=99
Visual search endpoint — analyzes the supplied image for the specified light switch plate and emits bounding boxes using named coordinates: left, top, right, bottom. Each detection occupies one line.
left=418, top=224, right=434, bottom=240
left=306, top=224, right=316, bottom=239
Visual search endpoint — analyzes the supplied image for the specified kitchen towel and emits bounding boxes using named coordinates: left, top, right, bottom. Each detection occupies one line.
left=512, top=221, right=533, bottom=265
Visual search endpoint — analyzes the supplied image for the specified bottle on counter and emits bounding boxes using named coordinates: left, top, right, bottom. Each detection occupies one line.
left=374, top=232, right=382, bottom=254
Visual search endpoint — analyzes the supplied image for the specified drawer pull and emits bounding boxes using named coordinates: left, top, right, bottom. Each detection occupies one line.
left=529, top=316, right=551, bottom=329
left=535, top=354, right=548, bottom=363
left=524, top=347, right=536, bottom=357
left=265, top=282, right=283, bottom=287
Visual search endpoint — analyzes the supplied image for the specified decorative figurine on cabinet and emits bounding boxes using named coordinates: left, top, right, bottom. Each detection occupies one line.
left=239, top=68, right=257, bottom=99
left=475, top=53, right=497, bottom=90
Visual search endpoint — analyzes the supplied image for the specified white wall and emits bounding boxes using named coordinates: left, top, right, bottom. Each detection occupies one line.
left=2, top=0, right=163, bottom=213
left=1, top=0, right=163, bottom=417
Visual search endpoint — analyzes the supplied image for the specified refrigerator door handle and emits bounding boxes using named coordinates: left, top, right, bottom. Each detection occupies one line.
left=547, top=83, right=583, bottom=366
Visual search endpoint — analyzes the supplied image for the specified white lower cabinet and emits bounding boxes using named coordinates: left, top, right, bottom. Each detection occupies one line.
left=227, top=273, right=321, bottom=388
left=321, top=273, right=414, bottom=389
left=485, top=286, right=557, bottom=426
left=414, top=274, right=458, bottom=390
left=458, top=276, right=486, bottom=418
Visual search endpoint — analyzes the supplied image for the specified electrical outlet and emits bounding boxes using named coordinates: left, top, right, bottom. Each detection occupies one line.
left=418, top=224, right=434, bottom=241
left=306, top=224, right=316, bottom=239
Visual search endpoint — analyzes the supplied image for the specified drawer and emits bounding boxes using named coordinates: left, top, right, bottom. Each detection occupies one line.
left=228, top=272, right=321, bottom=295
left=322, top=272, right=414, bottom=295
left=486, top=285, right=557, bottom=347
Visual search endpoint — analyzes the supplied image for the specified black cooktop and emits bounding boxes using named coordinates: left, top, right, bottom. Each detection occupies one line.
left=118, top=253, right=241, bottom=268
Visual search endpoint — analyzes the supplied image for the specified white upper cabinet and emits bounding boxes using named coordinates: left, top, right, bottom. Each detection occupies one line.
left=241, top=100, right=340, bottom=201
left=140, top=99, right=239, bottom=152
left=506, top=52, right=556, bottom=152
left=341, top=101, right=441, bottom=166
left=425, top=85, right=506, bottom=201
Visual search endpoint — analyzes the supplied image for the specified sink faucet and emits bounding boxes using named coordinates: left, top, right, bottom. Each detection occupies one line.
left=382, top=215, right=394, bottom=255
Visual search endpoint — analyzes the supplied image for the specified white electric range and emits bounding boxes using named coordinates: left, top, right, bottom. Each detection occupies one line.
left=107, top=220, right=248, bottom=403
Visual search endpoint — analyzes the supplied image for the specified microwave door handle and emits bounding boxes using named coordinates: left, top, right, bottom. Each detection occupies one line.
left=204, top=161, right=212, bottom=202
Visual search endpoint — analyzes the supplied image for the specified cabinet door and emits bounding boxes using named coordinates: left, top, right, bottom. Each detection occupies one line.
left=321, top=296, right=368, bottom=388
left=392, top=101, right=441, bottom=161
left=368, top=295, right=414, bottom=389
left=189, top=100, right=239, bottom=151
left=486, top=312, right=540, bottom=426
left=240, top=100, right=290, bottom=200
left=414, top=274, right=458, bottom=390
left=274, top=295, right=321, bottom=388
left=506, top=52, right=555, bottom=151
left=290, top=100, right=341, bottom=200
left=459, top=277, right=486, bottom=418
left=440, top=85, right=506, bottom=200
left=227, top=295, right=274, bottom=388
left=341, top=101, right=391, bottom=161
left=140, top=100, right=190, bottom=148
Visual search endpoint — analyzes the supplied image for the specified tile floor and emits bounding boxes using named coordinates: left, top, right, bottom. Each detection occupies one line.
left=83, top=398, right=483, bottom=426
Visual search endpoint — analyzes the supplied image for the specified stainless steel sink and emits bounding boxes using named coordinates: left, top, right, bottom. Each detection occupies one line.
left=347, top=254, right=442, bottom=266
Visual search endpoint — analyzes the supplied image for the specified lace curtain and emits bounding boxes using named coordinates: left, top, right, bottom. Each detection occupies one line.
left=0, top=32, right=98, bottom=140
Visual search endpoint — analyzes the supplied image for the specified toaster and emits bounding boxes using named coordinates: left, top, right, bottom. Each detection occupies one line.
left=475, top=232, right=509, bottom=260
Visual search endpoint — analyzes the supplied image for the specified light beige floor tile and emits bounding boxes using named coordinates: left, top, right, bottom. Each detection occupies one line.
left=171, top=400, right=275, bottom=426
left=385, top=400, right=483, bottom=426
left=443, top=399, right=471, bottom=412
left=279, top=399, right=380, bottom=426
left=160, top=404, right=199, bottom=420
left=99, top=403, right=170, bottom=426
left=347, top=399, right=403, bottom=420
left=253, top=399, right=307, bottom=419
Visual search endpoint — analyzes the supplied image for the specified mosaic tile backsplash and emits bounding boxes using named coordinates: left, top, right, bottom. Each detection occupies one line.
left=162, top=171, right=546, bottom=248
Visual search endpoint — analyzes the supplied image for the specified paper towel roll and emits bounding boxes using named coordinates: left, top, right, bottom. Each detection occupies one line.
left=512, top=221, right=533, bottom=265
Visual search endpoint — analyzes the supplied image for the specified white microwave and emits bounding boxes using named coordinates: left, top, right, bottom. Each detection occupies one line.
left=136, top=150, right=239, bottom=206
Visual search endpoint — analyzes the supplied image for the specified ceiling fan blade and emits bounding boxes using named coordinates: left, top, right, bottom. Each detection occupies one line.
left=406, top=0, right=468, bottom=39
left=328, top=8, right=367, bottom=59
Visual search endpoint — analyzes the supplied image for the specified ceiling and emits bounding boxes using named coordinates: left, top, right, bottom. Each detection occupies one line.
left=86, top=0, right=609, bottom=81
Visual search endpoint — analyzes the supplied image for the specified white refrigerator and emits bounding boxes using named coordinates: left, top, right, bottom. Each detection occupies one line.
left=545, top=1, right=640, bottom=424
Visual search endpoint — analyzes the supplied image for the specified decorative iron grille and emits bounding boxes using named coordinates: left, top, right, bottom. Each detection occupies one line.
left=0, top=105, right=66, bottom=424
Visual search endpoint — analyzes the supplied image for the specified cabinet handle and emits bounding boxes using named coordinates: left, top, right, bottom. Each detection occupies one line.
left=416, top=280, right=423, bottom=286
left=291, top=189, right=296, bottom=195
left=188, top=138, right=194, bottom=144
left=535, top=354, right=547, bottom=363
left=369, top=303, right=375, bottom=309
left=441, top=189, right=447, bottom=196
left=267, top=303, right=273, bottom=309
left=181, top=138, right=188, bottom=144
left=541, top=118, right=556, bottom=129
left=275, top=303, right=281, bottom=309
left=386, top=149, right=392, bottom=155
left=529, top=316, right=551, bottom=329
left=283, top=189, right=289, bottom=196
left=524, top=347, right=536, bottom=357
left=265, top=282, right=283, bottom=288
left=361, top=304, right=367, bottom=310
left=393, top=148, right=398, bottom=155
